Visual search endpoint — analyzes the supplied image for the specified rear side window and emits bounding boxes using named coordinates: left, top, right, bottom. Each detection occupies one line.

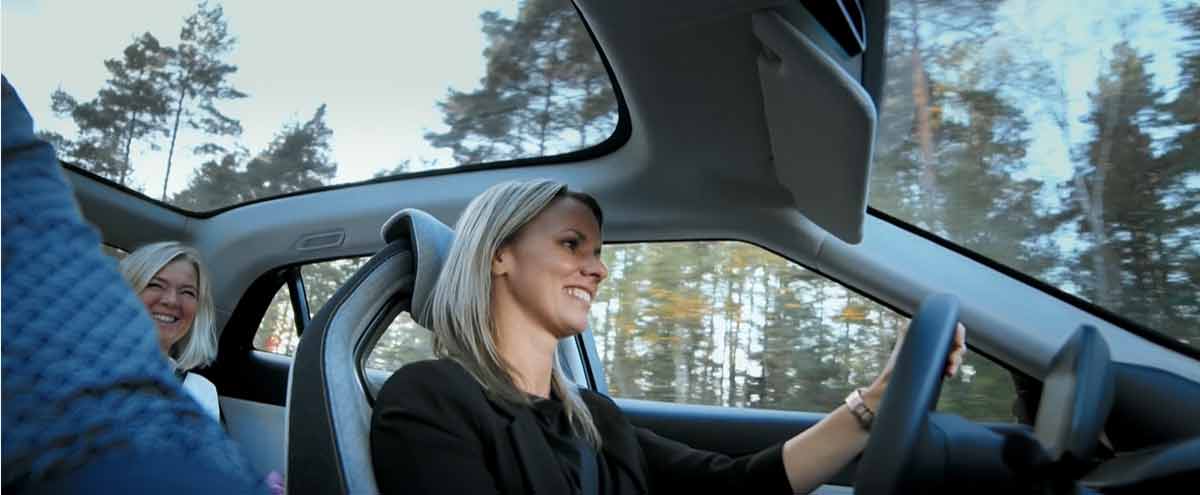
left=366, top=312, right=434, bottom=373
left=253, top=286, right=298, bottom=356
left=252, top=257, right=436, bottom=371
left=300, top=258, right=368, bottom=319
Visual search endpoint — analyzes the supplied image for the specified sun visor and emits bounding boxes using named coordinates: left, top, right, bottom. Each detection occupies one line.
left=753, top=10, right=875, bottom=244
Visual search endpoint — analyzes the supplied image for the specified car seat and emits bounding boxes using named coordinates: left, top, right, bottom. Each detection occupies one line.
left=285, top=209, right=453, bottom=494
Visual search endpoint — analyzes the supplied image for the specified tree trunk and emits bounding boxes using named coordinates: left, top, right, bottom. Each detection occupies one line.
left=1075, top=88, right=1124, bottom=308
left=726, top=279, right=743, bottom=407
left=672, top=323, right=689, bottom=402
left=539, top=72, right=554, bottom=155
left=163, top=87, right=188, bottom=200
left=910, top=0, right=939, bottom=221
left=120, top=111, right=141, bottom=186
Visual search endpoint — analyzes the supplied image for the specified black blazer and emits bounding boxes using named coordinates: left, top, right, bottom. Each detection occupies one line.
left=370, top=359, right=791, bottom=494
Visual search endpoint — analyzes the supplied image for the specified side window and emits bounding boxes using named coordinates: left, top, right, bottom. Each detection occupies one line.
left=252, top=257, right=437, bottom=371
left=253, top=286, right=299, bottom=356
left=366, top=312, right=434, bottom=373
left=301, top=258, right=370, bottom=319
left=590, top=241, right=1017, bottom=422
left=251, top=257, right=370, bottom=357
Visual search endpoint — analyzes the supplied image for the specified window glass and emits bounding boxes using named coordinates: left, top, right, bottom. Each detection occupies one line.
left=365, top=312, right=435, bottom=373
left=252, top=256, right=368, bottom=356
left=874, top=0, right=1199, bottom=349
left=253, top=286, right=299, bottom=356
left=3, top=0, right=619, bottom=212
left=302, top=257, right=370, bottom=318
left=590, top=242, right=1016, bottom=422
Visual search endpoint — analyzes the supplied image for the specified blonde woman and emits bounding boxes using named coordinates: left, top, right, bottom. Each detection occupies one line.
left=119, top=241, right=220, bottom=421
left=370, top=179, right=967, bottom=494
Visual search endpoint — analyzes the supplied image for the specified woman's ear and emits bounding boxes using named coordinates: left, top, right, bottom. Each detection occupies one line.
left=492, top=247, right=510, bottom=277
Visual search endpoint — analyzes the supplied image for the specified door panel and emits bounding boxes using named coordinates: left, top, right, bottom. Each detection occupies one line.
left=615, top=396, right=1036, bottom=489
left=615, top=397, right=859, bottom=486
left=222, top=396, right=287, bottom=475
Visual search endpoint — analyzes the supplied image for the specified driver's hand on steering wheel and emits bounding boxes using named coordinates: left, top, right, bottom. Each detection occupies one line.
left=861, top=323, right=967, bottom=410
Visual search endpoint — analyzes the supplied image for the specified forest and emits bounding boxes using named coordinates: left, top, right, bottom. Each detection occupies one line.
left=47, top=0, right=1198, bottom=421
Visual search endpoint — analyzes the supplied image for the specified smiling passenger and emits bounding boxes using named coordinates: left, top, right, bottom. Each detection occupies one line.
left=371, top=179, right=967, bottom=494
left=118, top=241, right=220, bottom=421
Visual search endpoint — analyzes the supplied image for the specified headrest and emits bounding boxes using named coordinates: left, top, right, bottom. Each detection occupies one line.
left=380, top=209, right=454, bottom=328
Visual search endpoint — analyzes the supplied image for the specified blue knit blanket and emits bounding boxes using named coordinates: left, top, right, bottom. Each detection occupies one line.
left=2, top=76, right=258, bottom=491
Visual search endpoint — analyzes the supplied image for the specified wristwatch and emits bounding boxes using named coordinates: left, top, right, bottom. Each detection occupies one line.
left=844, top=388, right=875, bottom=430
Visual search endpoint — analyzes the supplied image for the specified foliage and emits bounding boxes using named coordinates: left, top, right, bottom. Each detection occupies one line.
left=160, top=1, right=247, bottom=200
left=589, top=242, right=1018, bottom=421
left=173, top=104, right=337, bottom=210
left=51, top=33, right=174, bottom=186
left=424, top=0, right=616, bottom=164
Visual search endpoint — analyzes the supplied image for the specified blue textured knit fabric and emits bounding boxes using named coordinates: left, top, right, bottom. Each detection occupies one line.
left=1, top=76, right=259, bottom=490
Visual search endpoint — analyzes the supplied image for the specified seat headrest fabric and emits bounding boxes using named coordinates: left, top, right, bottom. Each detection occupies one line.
left=380, top=209, right=454, bottom=328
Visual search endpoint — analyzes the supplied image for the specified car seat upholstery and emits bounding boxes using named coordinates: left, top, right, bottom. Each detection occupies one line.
left=285, top=208, right=453, bottom=494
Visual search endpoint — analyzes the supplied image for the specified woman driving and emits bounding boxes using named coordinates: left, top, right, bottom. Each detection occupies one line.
left=370, top=178, right=965, bottom=494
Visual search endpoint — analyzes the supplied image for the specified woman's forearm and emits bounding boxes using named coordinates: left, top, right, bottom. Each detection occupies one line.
left=780, top=389, right=881, bottom=494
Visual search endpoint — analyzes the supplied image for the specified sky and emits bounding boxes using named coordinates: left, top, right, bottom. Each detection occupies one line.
left=2, top=0, right=518, bottom=199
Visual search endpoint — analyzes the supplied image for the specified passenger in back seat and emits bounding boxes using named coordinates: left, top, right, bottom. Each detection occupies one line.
left=118, top=242, right=221, bottom=422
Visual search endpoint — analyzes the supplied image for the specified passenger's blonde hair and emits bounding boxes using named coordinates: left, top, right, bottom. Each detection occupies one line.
left=118, top=241, right=217, bottom=372
left=424, top=179, right=604, bottom=447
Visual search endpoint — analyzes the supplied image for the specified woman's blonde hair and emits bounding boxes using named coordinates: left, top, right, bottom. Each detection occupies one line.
left=118, top=241, right=217, bottom=372
left=424, top=179, right=604, bottom=447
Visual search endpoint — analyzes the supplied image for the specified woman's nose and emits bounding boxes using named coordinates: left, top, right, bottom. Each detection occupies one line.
left=584, top=257, right=608, bottom=281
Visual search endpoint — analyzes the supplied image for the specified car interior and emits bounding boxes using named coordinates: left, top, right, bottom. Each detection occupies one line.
left=5, top=0, right=1199, bottom=493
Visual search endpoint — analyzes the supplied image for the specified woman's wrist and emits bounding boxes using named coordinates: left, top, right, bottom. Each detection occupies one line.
left=862, top=381, right=886, bottom=413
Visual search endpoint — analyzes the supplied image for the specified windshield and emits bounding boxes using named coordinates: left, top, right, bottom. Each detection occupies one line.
left=874, top=0, right=1199, bottom=350
left=1, top=0, right=619, bottom=212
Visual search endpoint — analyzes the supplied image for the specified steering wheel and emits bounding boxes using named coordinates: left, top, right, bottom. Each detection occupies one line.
left=855, top=293, right=961, bottom=494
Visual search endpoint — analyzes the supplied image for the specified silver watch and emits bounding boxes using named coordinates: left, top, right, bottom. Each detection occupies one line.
left=844, top=388, right=875, bottom=430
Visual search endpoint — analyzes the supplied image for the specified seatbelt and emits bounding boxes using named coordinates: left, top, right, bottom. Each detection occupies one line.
left=575, top=384, right=600, bottom=495
left=578, top=441, right=599, bottom=495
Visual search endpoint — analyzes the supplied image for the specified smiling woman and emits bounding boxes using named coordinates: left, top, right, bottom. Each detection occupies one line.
left=0, top=0, right=621, bottom=212
left=370, top=179, right=968, bottom=495
left=118, top=241, right=220, bottom=420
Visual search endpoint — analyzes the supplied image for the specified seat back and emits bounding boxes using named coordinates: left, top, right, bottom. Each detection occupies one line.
left=285, top=209, right=453, bottom=494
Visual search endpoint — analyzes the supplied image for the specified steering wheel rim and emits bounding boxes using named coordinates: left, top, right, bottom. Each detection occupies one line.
left=855, top=293, right=960, bottom=494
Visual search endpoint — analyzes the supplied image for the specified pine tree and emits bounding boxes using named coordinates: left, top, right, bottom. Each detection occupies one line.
left=161, top=1, right=247, bottom=200
left=172, top=151, right=249, bottom=210
left=875, top=0, right=1004, bottom=226
left=1060, top=42, right=1176, bottom=330
left=874, top=0, right=1059, bottom=276
left=425, top=0, right=614, bottom=164
left=1160, top=2, right=1200, bottom=345
left=242, top=104, right=338, bottom=198
left=174, top=104, right=337, bottom=210
left=51, top=33, right=173, bottom=186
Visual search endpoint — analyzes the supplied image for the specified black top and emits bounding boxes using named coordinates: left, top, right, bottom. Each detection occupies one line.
left=370, top=358, right=792, bottom=495
left=529, top=395, right=596, bottom=494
